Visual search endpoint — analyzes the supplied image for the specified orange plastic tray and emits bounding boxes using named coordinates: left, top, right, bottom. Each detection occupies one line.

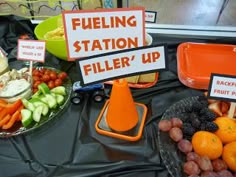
left=104, top=72, right=159, bottom=89
left=177, top=42, right=236, bottom=90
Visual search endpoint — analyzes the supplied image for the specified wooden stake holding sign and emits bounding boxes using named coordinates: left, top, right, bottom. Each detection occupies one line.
left=208, top=73, right=236, bottom=118
left=17, top=39, right=46, bottom=77
left=29, top=60, right=33, bottom=76
left=228, top=102, right=236, bottom=118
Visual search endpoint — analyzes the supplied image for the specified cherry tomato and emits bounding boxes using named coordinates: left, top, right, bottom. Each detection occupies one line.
left=33, top=70, right=40, bottom=76
left=50, top=73, right=57, bottom=80
left=33, top=76, right=40, bottom=82
left=58, top=72, right=67, bottom=80
left=44, top=69, right=51, bottom=75
left=39, top=68, right=46, bottom=74
left=50, top=70, right=57, bottom=75
left=33, top=81, right=42, bottom=89
left=42, top=75, right=50, bottom=82
left=48, top=81, right=55, bottom=89
left=54, top=79, right=62, bottom=86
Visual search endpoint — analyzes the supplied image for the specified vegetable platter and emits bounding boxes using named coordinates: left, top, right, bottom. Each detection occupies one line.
left=0, top=67, right=72, bottom=138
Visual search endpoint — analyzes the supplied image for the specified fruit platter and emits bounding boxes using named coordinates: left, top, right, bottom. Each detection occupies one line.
left=158, top=96, right=236, bottom=177
left=0, top=67, right=72, bottom=137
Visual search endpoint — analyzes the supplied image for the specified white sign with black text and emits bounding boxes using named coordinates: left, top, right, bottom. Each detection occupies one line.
left=145, top=11, right=157, bottom=23
left=77, top=45, right=167, bottom=85
left=208, top=74, right=236, bottom=102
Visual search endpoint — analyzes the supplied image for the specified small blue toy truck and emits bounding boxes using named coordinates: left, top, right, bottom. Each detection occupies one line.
left=70, top=81, right=105, bottom=105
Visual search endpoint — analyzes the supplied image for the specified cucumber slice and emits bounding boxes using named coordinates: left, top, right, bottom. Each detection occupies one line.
left=50, top=93, right=56, bottom=97
left=32, top=89, right=42, bottom=98
left=21, top=109, right=33, bottom=127
left=50, top=86, right=66, bottom=96
left=29, top=97, right=42, bottom=103
left=42, top=105, right=49, bottom=116
left=33, top=101, right=49, bottom=116
left=56, top=94, right=65, bottom=105
left=33, top=106, right=44, bottom=122
left=38, top=83, right=50, bottom=95
left=32, top=101, right=44, bottom=107
left=40, top=96, right=48, bottom=105
left=45, top=94, right=57, bottom=109
left=22, top=98, right=35, bottom=112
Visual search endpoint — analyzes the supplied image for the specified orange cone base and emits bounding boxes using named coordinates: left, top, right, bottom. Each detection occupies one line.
left=95, top=100, right=148, bottom=141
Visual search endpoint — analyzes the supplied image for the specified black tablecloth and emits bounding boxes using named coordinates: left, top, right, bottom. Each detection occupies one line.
left=0, top=15, right=236, bottom=177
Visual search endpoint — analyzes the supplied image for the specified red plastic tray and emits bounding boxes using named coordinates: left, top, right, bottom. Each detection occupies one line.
left=177, top=42, right=236, bottom=90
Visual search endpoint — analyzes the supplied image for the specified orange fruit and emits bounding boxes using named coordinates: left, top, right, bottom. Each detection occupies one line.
left=192, top=131, right=223, bottom=160
left=214, top=117, right=236, bottom=144
left=222, top=141, right=236, bottom=172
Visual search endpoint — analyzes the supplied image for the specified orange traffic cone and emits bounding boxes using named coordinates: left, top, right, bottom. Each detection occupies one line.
left=106, top=79, right=139, bottom=132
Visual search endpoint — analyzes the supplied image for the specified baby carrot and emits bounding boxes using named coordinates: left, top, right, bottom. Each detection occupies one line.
left=2, top=111, right=20, bottom=129
left=0, top=102, right=7, bottom=108
left=0, top=109, right=8, bottom=121
left=0, top=99, right=7, bottom=105
left=0, top=114, right=11, bottom=127
left=4, top=99, right=22, bottom=115
left=0, top=99, right=22, bottom=121
left=0, top=99, right=8, bottom=109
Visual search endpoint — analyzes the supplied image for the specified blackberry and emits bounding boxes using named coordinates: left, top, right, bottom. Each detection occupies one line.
left=200, top=107, right=209, bottom=116
left=191, top=118, right=201, bottom=129
left=183, top=122, right=192, bottom=128
left=198, top=95, right=206, bottom=101
left=179, top=113, right=189, bottom=122
left=185, top=106, right=193, bottom=113
left=199, top=116, right=208, bottom=123
left=198, top=96, right=208, bottom=107
left=189, top=112, right=199, bottom=120
left=205, top=122, right=219, bottom=132
left=192, top=101, right=204, bottom=112
left=200, top=123, right=206, bottom=131
left=182, top=123, right=196, bottom=136
left=204, top=111, right=217, bottom=121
